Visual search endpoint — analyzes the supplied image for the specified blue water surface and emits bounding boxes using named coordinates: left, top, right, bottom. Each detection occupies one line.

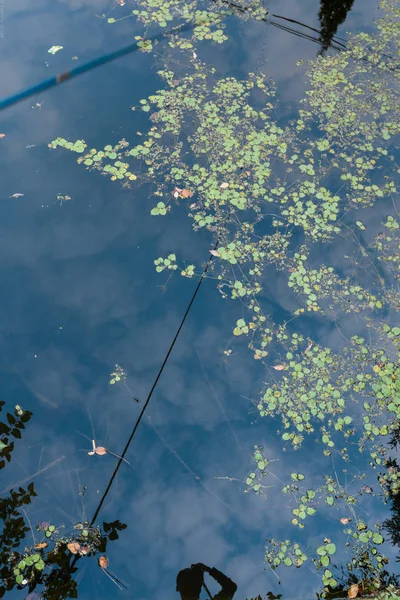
left=0, top=0, right=395, bottom=599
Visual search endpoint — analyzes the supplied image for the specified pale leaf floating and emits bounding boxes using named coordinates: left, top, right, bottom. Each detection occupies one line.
left=0, top=133, right=6, bottom=138
left=10, top=193, right=24, bottom=198
left=348, top=583, right=359, bottom=598
left=173, top=187, right=182, bottom=198
left=34, top=542, right=48, bottom=549
left=220, top=182, right=229, bottom=189
left=94, top=446, right=107, bottom=456
left=67, top=542, right=81, bottom=555
left=98, top=556, right=127, bottom=590
left=173, top=187, right=193, bottom=199
left=210, top=249, right=221, bottom=258
left=87, top=439, right=130, bottom=466
left=273, top=364, right=286, bottom=371
left=339, top=517, right=351, bottom=525
left=304, top=342, right=313, bottom=354
left=48, top=45, right=63, bottom=55
left=98, top=556, right=109, bottom=569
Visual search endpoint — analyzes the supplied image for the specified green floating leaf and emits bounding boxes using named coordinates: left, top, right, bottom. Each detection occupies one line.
left=35, top=559, right=45, bottom=571
left=373, top=532, right=383, bottom=545
left=326, top=543, right=336, bottom=555
left=321, top=555, right=330, bottom=567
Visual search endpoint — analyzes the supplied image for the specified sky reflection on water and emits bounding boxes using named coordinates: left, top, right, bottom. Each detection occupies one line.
left=0, top=0, right=396, bottom=599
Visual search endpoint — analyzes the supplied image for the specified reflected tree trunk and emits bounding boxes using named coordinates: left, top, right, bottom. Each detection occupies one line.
left=318, top=0, right=355, bottom=54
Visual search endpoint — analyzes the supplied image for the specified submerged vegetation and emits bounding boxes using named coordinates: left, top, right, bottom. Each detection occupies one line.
left=47, top=0, right=400, bottom=597
left=0, top=402, right=126, bottom=598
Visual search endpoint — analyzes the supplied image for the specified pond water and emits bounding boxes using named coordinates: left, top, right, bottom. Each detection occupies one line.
left=0, top=1, right=399, bottom=599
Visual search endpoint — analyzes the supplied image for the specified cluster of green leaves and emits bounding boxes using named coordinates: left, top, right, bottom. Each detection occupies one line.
left=106, top=1, right=264, bottom=43
left=154, top=253, right=178, bottom=272
left=48, top=138, right=138, bottom=184
left=265, top=539, right=308, bottom=569
left=49, top=0, right=400, bottom=595
left=109, top=363, right=127, bottom=385
left=245, top=446, right=278, bottom=495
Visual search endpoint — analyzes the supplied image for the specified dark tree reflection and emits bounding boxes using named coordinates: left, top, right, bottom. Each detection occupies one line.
left=318, top=0, right=355, bottom=54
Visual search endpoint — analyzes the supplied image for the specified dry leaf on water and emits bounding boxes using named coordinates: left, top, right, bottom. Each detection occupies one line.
left=0, top=134, right=6, bottom=138
left=67, top=542, right=81, bottom=555
left=173, top=187, right=182, bottom=198
left=10, top=193, right=24, bottom=198
left=95, top=446, right=107, bottom=456
left=35, top=542, right=48, bottom=549
left=348, top=583, right=359, bottom=598
left=98, top=556, right=109, bottom=569
left=210, top=249, right=221, bottom=258
left=273, top=364, right=286, bottom=371
left=220, top=182, right=229, bottom=189
left=180, top=189, right=194, bottom=198
left=339, top=517, right=351, bottom=525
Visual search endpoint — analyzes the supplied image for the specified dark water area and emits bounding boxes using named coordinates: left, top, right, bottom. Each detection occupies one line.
left=0, top=0, right=398, bottom=599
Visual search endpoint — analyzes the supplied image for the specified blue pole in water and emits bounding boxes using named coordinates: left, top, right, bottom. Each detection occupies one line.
left=0, top=21, right=194, bottom=112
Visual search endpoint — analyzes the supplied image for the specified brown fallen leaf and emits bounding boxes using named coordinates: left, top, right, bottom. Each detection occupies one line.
left=35, top=542, right=48, bottom=549
left=98, top=556, right=109, bottom=569
left=273, top=364, right=286, bottom=371
left=220, top=182, right=229, bottom=189
left=180, top=189, right=194, bottom=198
left=95, top=446, right=107, bottom=456
left=67, top=542, right=81, bottom=554
left=339, top=517, right=352, bottom=525
left=87, top=439, right=130, bottom=465
left=0, top=133, right=6, bottom=138
left=210, top=249, right=221, bottom=258
left=304, top=342, right=313, bottom=354
left=79, top=546, right=90, bottom=555
left=348, top=583, right=359, bottom=598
